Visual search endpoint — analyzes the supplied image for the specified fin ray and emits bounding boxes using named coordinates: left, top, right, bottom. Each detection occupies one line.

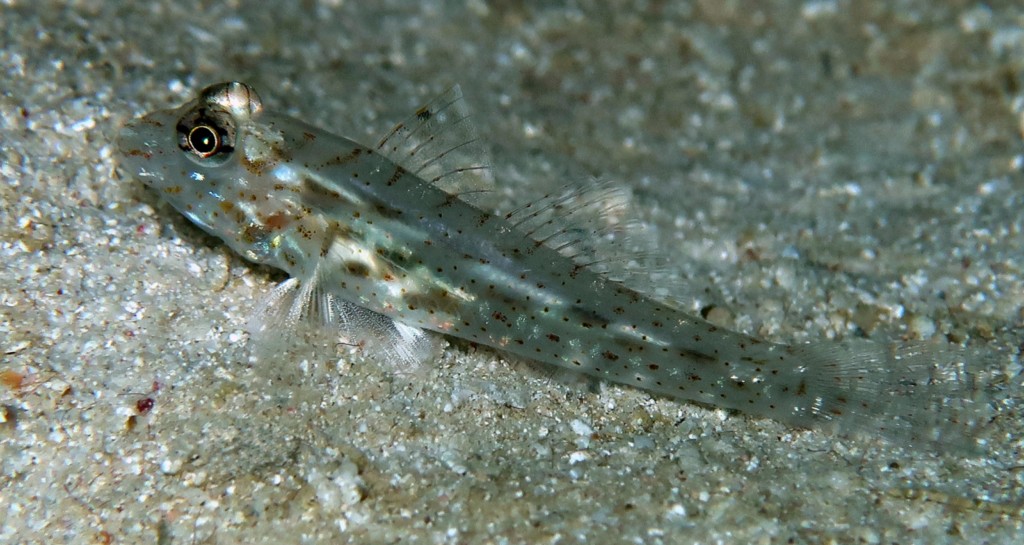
left=249, top=266, right=438, bottom=369
left=375, top=85, right=495, bottom=207
left=785, top=339, right=996, bottom=453
left=503, top=180, right=686, bottom=297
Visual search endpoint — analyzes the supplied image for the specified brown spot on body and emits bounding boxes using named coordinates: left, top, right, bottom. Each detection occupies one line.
left=602, top=351, right=620, bottom=361
left=547, top=334, right=560, bottom=342
left=373, top=202, right=403, bottom=219
left=613, top=337, right=647, bottom=355
left=345, top=261, right=371, bottom=277
left=126, top=149, right=152, bottom=159
left=241, top=223, right=270, bottom=244
left=404, top=289, right=461, bottom=315
left=324, top=147, right=363, bottom=167
left=242, top=157, right=270, bottom=176
left=441, top=193, right=462, bottom=208
left=677, top=348, right=716, bottom=363
left=571, top=306, right=610, bottom=329
left=375, top=245, right=412, bottom=266
left=302, top=177, right=351, bottom=207
left=386, top=166, right=407, bottom=187
left=296, top=224, right=316, bottom=239
left=264, top=213, right=289, bottom=230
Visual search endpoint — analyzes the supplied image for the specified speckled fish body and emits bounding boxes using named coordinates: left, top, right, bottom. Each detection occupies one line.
left=117, top=82, right=989, bottom=449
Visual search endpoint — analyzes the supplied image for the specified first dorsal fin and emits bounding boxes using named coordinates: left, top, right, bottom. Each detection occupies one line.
left=374, top=85, right=495, bottom=205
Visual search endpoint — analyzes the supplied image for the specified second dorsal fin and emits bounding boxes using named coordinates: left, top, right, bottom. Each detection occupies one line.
left=503, top=180, right=680, bottom=292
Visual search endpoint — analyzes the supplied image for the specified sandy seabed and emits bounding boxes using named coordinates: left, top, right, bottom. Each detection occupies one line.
left=2, top=1, right=1023, bottom=543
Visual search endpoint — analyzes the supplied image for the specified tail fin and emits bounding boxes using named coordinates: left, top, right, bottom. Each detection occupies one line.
left=786, top=340, right=996, bottom=453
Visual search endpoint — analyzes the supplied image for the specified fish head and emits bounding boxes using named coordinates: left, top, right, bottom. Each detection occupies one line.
left=116, top=82, right=293, bottom=262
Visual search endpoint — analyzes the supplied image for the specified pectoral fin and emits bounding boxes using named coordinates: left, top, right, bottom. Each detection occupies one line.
left=248, top=272, right=439, bottom=370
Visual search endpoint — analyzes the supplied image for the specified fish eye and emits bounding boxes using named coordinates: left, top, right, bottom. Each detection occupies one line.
left=187, top=125, right=220, bottom=158
left=177, top=108, right=235, bottom=164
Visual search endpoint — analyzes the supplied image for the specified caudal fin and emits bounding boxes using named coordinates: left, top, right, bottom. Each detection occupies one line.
left=784, top=340, right=996, bottom=453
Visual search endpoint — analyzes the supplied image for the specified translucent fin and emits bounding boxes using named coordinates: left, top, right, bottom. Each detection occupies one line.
left=503, top=179, right=675, bottom=285
left=786, top=340, right=996, bottom=453
left=248, top=273, right=438, bottom=370
left=375, top=85, right=495, bottom=207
